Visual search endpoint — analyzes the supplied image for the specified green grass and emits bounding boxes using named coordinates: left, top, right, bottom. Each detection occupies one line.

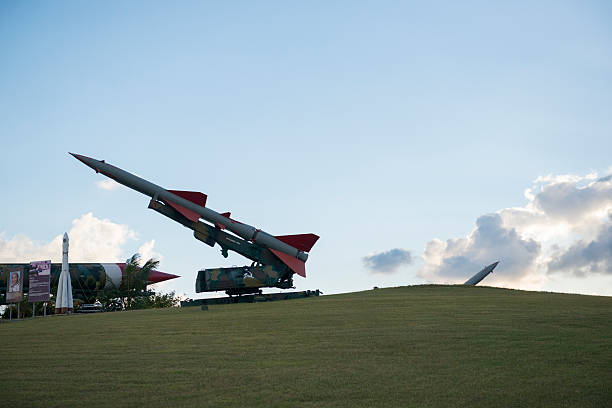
left=2, top=285, right=611, bottom=407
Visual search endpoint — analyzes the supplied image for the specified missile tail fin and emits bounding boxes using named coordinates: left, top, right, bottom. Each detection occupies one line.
left=165, top=190, right=208, bottom=222
left=165, top=201, right=200, bottom=222
left=275, top=233, right=319, bottom=253
left=269, top=249, right=306, bottom=278
left=168, top=190, right=207, bottom=207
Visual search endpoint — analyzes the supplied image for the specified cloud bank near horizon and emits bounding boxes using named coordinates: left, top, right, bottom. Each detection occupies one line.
left=0, top=212, right=162, bottom=265
left=419, top=171, right=612, bottom=289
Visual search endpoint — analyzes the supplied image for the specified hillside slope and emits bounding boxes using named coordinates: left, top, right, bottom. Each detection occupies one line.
left=2, top=286, right=611, bottom=407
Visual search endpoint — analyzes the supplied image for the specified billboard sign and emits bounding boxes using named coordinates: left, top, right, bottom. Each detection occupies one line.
left=29, top=260, right=51, bottom=302
left=6, top=267, right=23, bottom=303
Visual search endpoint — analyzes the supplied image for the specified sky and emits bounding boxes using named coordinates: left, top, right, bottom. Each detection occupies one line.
left=1, top=1, right=611, bottom=298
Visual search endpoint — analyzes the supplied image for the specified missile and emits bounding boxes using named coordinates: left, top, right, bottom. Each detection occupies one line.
left=70, top=153, right=319, bottom=277
left=464, top=261, right=499, bottom=285
left=0, top=263, right=178, bottom=289
left=0, top=262, right=179, bottom=304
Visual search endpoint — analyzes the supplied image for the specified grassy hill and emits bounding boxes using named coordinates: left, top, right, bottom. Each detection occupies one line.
left=1, top=285, right=611, bottom=407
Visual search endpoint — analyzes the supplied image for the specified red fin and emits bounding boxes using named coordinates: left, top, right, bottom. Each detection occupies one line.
left=269, top=249, right=306, bottom=278
left=168, top=190, right=207, bottom=207
left=166, top=201, right=200, bottom=222
left=165, top=190, right=207, bottom=222
left=275, top=234, right=320, bottom=253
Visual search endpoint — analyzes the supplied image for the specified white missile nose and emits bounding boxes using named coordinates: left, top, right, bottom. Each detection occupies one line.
left=69, top=152, right=100, bottom=171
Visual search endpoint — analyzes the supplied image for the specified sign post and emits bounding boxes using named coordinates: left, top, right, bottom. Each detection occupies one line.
left=6, top=267, right=23, bottom=319
left=29, top=261, right=51, bottom=316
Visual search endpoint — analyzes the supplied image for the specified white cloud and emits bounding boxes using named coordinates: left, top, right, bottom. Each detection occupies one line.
left=137, top=239, right=163, bottom=264
left=548, top=220, right=612, bottom=277
left=532, top=172, right=596, bottom=185
left=420, top=214, right=541, bottom=288
left=0, top=212, right=147, bottom=263
left=530, top=176, right=612, bottom=223
left=68, top=213, right=137, bottom=261
left=419, top=170, right=612, bottom=292
left=0, top=233, right=61, bottom=263
left=96, top=179, right=120, bottom=191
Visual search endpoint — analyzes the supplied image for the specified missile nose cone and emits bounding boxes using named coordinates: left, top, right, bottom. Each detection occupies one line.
left=148, top=270, right=180, bottom=284
left=69, top=152, right=99, bottom=171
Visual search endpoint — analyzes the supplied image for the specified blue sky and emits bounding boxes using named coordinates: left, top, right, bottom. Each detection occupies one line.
left=1, top=1, right=612, bottom=297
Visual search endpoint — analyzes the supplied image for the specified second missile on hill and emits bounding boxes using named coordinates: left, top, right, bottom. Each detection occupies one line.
left=464, top=261, right=499, bottom=286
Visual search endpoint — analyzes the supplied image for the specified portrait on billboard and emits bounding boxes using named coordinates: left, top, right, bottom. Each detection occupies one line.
left=6, top=267, right=24, bottom=303
left=9, top=270, right=21, bottom=292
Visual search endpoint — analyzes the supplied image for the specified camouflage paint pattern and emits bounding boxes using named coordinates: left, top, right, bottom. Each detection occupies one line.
left=1, top=262, right=176, bottom=305
left=196, top=264, right=293, bottom=295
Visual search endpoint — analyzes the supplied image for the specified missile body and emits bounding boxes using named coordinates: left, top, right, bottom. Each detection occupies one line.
left=0, top=263, right=177, bottom=297
left=70, top=153, right=318, bottom=277
left=464, top=261, right=499, bottom=285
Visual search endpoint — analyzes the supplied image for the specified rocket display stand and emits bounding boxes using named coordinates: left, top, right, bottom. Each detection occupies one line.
left=71, top=153, right=319, bottom=299
left=180, top=290, right=322, bottom=308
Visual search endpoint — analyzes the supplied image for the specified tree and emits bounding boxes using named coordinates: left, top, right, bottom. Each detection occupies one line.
left=129, top=291, right=179, bottom=309
left=95, top=253, right=178, bottom=311
left=120, top=253, right=157, bottom=309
